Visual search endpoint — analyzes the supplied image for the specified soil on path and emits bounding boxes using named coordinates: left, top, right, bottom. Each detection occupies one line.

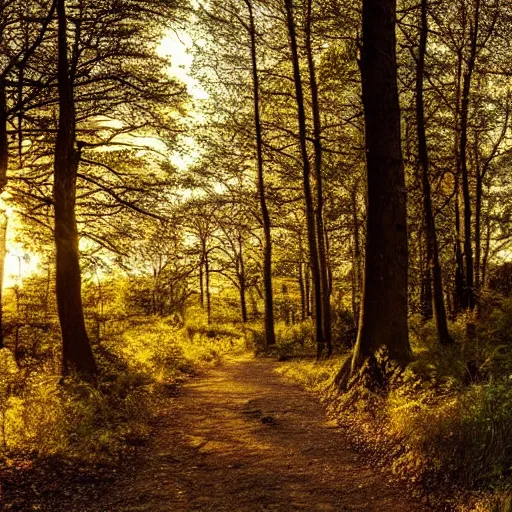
left=67, top=355, right=427, bottom=512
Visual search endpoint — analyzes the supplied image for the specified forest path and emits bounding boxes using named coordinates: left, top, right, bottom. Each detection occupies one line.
left=78, top=354, right=427, bottom=511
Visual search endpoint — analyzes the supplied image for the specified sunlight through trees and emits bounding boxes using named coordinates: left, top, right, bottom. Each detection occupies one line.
left=1, top=0, right=512, bottom=509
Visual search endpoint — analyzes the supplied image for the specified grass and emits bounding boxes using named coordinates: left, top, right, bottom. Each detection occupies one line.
left=273, top=299, right=512, bottom=511
left=0, top=310, right=245, bottom=465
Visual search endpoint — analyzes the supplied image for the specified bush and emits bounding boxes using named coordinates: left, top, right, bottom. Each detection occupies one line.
left=246, top=320, right=315, bottom=358
left=331, top=307, right=357, bottom=349
left=276, top=305, right=512, bottom=509
left=274, top=321, right=315, bottom=357
left=0, top=315, right=242, bottom=465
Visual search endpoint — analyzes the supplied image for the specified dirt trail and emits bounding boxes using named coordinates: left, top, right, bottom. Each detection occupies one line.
left=72, top=355, right=427, bottom=511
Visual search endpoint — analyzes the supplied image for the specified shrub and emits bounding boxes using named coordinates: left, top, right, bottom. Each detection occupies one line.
left=0, top=315, right=242, bottom=465
left=246, top=320, right=315, bottom=358
left=276, top=305, right=512, bottom=509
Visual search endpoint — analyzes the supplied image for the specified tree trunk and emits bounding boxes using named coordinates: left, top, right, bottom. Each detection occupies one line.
left=351, top=184, right=362, bottom=328
left=54, top=0, right=96, bottom=378
left=246, top=0, right=275, bottom=345
left=481, top=190, right=492, bottom=289
left=0, top=213, right=6, bottom=348
left=298, top=260, right=306, bottom=321
left=305, top=264, right=311, bottom=317
left=199, top=252, right=205, bottom=308
left=416, top=0, right=452, bottom=344
left=348, top=0, right=411, bottom=373
left=420, top=259, right=434, bottom=321
left=305, top=0, right=332, bottom=357
left=474, top=170, right=482, bottom=293
left=239, top=284, right=248, bottom=323
left=284, top=0, right=324, bottom=358
left=453, top=193, right=465, bottom=317
left=459, top=0, right=481, bottom=311
left=453, top=46, right=466, bottom=317
left=0, top=79, right=7, bottom=190
left=299, top=229, right=311, bottom=319
left=43, top=255, right=52, bottom=315
left=17, top=65, right=23, bottom=168
left=0, top=79, right=7, bottom=349
left=324, top=224, right=333, bottom=296
left=205, top=250, right=211, bottom=324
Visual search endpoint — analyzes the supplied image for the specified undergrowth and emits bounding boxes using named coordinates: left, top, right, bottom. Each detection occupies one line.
left=275, top=296, right=512, bottom=511
left=0, top=310, right=244, bottom=465
left=246, top=319, right=317, bottom=359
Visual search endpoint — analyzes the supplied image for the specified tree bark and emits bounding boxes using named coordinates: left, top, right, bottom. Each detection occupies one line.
left=246, top=0, right=275, bottom=345
left=298, top=259, right=306, bottom=321
left=420, top=256, right=433, bottom=320
left=305, top=0, right=332, bottom=357
left=199, top=254, right=204, bottom=308
left=0, top=79, right=7, bottom=349
left=453, top=46, right=466, bottom=317
left=284, top=0, right=324, bottom=358
left=349, top=0, right=411, bottom=372
left=453, top=192, right=465, bottom=316
left=0, top=79, right=7, bottom=190
left=54, top=0, right=96, bottom=378
left=205, top=250, right=211, bottom=324
left=459, top=0, right=481, bottom=311
left=305, top=264, right=311, bottom=317
left=0, top=213, right=6, bottom=348
left=298, top=228, right=311, bottom=318
left=416, top=0, right=452, bottom=344
left=474, top=165, right=483, bottom=293
left=239, top=284, right=248, bottom=323
left=351, top=184, right=362, bottom=329
left=481, top=190, right=492, bottom=289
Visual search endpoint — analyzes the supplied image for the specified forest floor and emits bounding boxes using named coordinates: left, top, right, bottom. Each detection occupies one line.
left=9, top=354, right=431, bottom=511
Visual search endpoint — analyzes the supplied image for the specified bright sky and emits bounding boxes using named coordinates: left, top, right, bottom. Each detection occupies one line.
left=158, top=31, right=208, bottom=101
left=2, top=208, right=40, bottom=289
left=158, top=31, right=207, bottom=171
left=2, top=31, right=204, bottom=288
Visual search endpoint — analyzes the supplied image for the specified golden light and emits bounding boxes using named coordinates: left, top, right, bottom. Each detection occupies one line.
left=158, top=31, right=209, bottom=100
left=0, top=195, right=40, bottom=289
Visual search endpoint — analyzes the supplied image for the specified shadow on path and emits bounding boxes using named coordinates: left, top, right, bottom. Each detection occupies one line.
left=74, top=354, right=427, bottom=512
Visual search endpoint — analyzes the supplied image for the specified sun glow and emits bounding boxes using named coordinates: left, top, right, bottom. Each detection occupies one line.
left=158, top=31, right=208, bottom=100
left=0, top=200, right=41, bottom=289
left=4, top=247, right=40, bottom=289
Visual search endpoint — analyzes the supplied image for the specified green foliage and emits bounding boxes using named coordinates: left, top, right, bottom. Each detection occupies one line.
left=247, top=307, right=355, bottom=357
left=244, top=323, right=267, bottom=352
left=274, top=321, right=315, bottom=357
left=331, top=307, right=357, bottom=349
left=277, top=305, right=512, bottom=509
left=246, top=319, right=315, bottom=358
left=0, top=355, right=66, bottom=456
left=0, top=310, right=243, bottom=464
left=184, top=306, right=243, bottom=343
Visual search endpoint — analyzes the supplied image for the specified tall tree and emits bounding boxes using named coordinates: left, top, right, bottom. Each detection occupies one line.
left=339, top=0, right=411, bottom=382
left=284, top=0, right=325, bottom=358
left=459, top=0, right=482, bottom=312
left=246, top=0, right=276, bottom=345
left=54, top=0, right=96, bottom=377
left=415, top=0, right=452, bottom=345
left=305, top=0, right=332, bottom=356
